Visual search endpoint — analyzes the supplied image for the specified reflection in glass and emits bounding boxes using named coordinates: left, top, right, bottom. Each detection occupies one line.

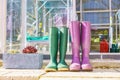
left=83, top=12, right=109, bottom=24
left=111, top=0, right=120, bottom=10
left=91, top=28, right=109, bottom=52
left=25, top=0, right=71, bottom=53
left=6, top=0, right=21, bottom=53
left=76, top=0, right=80, bottom=11
left=82, top=0, right=109, bottom=10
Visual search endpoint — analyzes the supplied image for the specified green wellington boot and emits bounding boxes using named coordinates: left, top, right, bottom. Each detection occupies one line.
left=45, top=27, right=58, bottom=72
left=57, top=27, right=69, bottom=71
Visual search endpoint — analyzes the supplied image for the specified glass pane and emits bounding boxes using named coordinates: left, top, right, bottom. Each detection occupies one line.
left=82, top=0, right=109, bottom=11
left=26, top=0, right=70, bottom=39
left=6, top=0, right=21, bottom=53
left=26, top=0, right=71, bottom=53
left=77, top=13, right=80, bottom=21
left=76, top=0, right=80, bottom=11
left=82, top=12, right=110, bottom=24
left=91, top=27, right=109, bottom=52
left=112, top=12, right=118, bottom=24
left=111, top=0, right=120, bottom=10
left=45, top=0, right=68, bottom=8
left=112, top=11, right=120, bottom=43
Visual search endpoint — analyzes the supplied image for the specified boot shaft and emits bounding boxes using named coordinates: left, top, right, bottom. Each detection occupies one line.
left=49, top=27, right=58, bottom=62
left=70, top=21, right=81, bottom=63
left=59, top=27, right=68, bottom=62
left=70, top=21, right=81, bottom=50
left=70, top=21, right=81, bottom=43
left=81, top=21, right=91, bottom=59
left=81, top=21, right=91, bottom=52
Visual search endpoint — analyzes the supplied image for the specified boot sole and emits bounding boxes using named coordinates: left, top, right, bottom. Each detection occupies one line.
left=45, top=68, right=57, bottom=72
left=70, top=70, right=80, bottom=72
left=70, top=68, right=81, bottom=72
left=81, top=64, right=93, bottom=72
left=82, top=69, right=93, bottom=72
left=58, top=68, right=69, bottom=71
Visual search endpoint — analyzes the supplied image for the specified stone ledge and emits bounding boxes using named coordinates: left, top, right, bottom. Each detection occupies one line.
left=0, top=60, right=2, bottom=67
left=39, top=78, right=120, bottom=80
left=0, top=69, right=120, bottom=80
left=1, top=59, right=120, bottom=69
left=1, top=53, right=120, bottom=60
left=0, top=69, right=45, bottom=80
left=40, top=72, right=120, bottom=78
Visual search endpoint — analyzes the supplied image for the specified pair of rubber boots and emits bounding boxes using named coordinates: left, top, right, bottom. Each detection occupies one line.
left=69, top=21, right=92, bottom=71
left=45, top=27, right=69, bottom=72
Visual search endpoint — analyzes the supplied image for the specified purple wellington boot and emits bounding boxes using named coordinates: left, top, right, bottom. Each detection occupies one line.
left=69, top=21, right=81, bottom=71
left=81, top=21, right=93, bottom=71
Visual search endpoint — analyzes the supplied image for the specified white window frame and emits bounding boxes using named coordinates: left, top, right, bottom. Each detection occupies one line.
left=0, top=0, right=7, bottom=53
